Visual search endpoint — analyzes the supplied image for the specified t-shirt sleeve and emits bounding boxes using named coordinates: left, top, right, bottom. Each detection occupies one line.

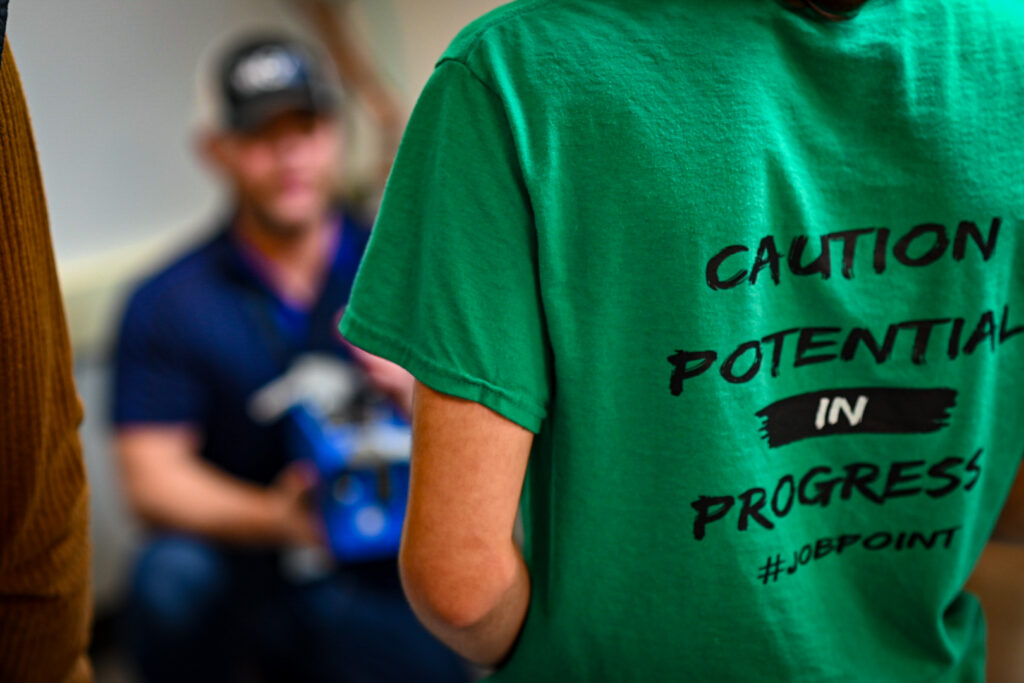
left=340, top=58, right=551, bottom=433
left=113, top=288, right=211, bottom=426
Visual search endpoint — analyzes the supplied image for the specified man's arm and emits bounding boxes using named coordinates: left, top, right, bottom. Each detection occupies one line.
left=117, top=426, right=320, bottom=547
left=399, top=382, right=533, bottom=667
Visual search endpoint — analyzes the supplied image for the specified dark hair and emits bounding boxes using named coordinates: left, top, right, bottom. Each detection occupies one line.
left=783, top=0, right=869, bottom=21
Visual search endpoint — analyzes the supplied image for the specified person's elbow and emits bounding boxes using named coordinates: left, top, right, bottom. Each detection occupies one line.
left=399, top=533, right=520, bottom=630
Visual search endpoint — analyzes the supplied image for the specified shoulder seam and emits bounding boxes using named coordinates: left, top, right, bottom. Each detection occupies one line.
left=433, top=57, right=503, bottom=101
left=428, top=58, right=532, bottom=206
left=434, top=0, right=572, bottom=68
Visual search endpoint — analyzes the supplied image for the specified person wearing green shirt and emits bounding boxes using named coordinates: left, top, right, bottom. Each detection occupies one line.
left=340, top=0, right=1024, bottom=679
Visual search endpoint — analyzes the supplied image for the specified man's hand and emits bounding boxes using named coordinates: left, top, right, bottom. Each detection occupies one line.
left=344, top=340, right=415, bottom=415
left=267, top=461, right=324, bottom=547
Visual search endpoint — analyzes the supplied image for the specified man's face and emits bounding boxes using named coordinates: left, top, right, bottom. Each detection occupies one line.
left=212, top=111, right=341, bottom=235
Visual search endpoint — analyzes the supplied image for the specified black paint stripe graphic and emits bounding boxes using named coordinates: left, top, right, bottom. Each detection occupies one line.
left=756, top=387, right=957, bottom=449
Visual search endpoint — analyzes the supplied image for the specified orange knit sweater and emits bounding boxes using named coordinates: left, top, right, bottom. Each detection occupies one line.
left=0, top=40, right=93, bottom=682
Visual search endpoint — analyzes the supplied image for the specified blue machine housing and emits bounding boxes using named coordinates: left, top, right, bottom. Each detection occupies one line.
left=287, top=404, right=411, bottom=563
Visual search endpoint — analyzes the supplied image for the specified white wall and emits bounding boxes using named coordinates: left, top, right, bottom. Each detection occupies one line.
left=8, top=0, right=505, bottom=609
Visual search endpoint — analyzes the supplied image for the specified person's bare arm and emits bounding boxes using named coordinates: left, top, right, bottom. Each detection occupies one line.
left=117, top=426, right=320, bottom=546
left=399, top=382, right=533, bottom=667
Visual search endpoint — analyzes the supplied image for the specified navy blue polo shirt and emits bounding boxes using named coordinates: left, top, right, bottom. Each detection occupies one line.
left=1, top=0, right=9, bottom=66
left=113, top=213, right=370, bottom=485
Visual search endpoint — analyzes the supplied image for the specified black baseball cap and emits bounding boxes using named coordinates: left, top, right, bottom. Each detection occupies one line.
left=217, top=35, right=339, bottom=132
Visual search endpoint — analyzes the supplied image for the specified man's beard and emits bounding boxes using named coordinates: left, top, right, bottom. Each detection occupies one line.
left=246, top=199, right=324, bottom=240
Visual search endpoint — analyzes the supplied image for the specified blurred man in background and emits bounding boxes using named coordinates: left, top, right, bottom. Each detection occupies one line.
left=112, top=28, right=467, bottom=683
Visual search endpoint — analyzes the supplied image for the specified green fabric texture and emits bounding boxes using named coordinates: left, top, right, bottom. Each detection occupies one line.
left=341, top=0, right=1024, bottom=679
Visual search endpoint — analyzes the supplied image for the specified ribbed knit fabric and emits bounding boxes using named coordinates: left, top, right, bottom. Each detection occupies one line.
left=0, top=40, right=93, bottom=683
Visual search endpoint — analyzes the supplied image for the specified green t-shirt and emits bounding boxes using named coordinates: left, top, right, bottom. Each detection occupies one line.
left=341, top=0, right=1024, bottom=679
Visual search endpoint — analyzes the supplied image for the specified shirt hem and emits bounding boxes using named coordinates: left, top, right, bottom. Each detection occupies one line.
left=340, top=309, right=546, bottom=433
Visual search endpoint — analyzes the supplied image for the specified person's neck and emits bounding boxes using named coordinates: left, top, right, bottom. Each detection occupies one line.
left=233, top=205, right=339, bottom=308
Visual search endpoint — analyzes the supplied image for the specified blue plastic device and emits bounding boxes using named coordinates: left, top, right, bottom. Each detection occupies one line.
left=287, top=404, right=411, bottom=563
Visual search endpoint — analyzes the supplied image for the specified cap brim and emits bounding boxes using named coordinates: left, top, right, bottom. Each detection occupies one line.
left=228, top=90, right=336, bottom=132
